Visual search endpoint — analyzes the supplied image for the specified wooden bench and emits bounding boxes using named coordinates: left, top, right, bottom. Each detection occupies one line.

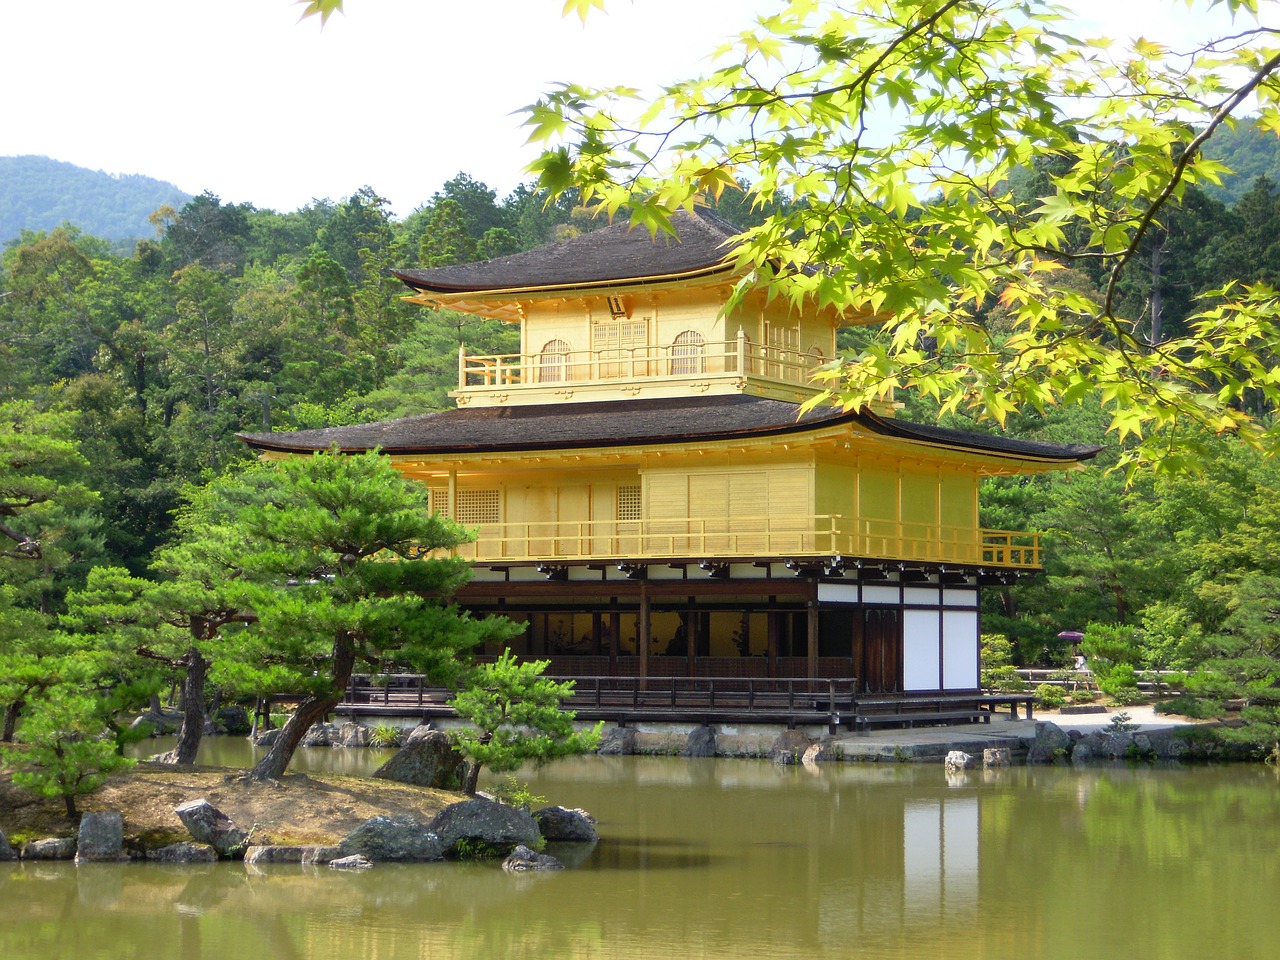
left=978, top=693, right=1036, bottom=720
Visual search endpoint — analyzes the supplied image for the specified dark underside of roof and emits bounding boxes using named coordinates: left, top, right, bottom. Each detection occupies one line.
left=237, top=394, right=1103, bottom=463
left=392, top=208, right=744, bottom=294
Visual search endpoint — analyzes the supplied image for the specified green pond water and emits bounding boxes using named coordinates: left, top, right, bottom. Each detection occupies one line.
left=3, top=739, right=1279, bottom=960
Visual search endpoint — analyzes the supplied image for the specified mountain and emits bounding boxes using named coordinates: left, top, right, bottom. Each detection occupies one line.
left=0, top=155, right=192, bottom=246
left=1200, top=117, right=1280, bottom=206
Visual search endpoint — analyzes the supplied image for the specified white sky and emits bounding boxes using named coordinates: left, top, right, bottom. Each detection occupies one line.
left=0, top=0, right=1257, bottom=218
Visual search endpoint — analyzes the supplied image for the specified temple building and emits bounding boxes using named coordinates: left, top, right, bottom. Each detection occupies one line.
left=239, top=209, right=1098, bottom=715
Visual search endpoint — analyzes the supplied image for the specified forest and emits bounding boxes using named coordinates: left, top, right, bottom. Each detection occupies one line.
left=3, top=153, right=1280, bottom=762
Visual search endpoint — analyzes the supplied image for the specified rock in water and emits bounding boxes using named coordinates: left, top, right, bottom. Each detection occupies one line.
left=148, top=843, right=218, bottom=864
left=682, top=725, right=716, bottom=758
left=336, top=815, right=443, bottom=862
left=428, top=798, right=541, bottom=854
left=22, top=838, right=77, bottom=861
left=328, top=854, right=373, bottom=870
left=597, top=727, right=636, bottom=755
left=983, top=747, right=1012, bottom=768
left=802, top=742, right=838, bottom=764
left=76, top=810, right=126, bottom=863
left=0, top=827, right=16, bottom=861
left=768, top=729, right=813, bottom=764
left=533, top=806, right=598, bottom=842
left=502, top=844, right=564, bottom=872
left=174, top=799, right=249, bottom=858
left=944, top=750, right=974, bottom=772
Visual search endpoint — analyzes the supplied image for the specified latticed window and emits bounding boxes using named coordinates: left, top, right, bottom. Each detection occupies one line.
left=670, top=330, right=705, bottom=375
left=592, top=319, right=648, bottom=352
left=455, top=489, right=500, bottom=525
left=538, top=339, right=570, bottom=383
left=428, top=488, right=448, bottom=516
left=617, top=484, right=642, bottom=522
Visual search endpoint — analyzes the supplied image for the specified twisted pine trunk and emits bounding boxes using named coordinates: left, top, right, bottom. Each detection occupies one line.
left=168, top=650, right=209, bottom=765
left=248, top=633, right=355, bottom=781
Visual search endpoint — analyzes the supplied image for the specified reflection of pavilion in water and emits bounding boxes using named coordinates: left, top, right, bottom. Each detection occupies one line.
left=823, top=793, right=979, bottom=935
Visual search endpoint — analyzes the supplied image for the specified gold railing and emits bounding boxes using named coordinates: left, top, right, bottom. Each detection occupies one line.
left=441, top=514, right=1041, bottom=569
left=456, top=332, right=827, bottom=392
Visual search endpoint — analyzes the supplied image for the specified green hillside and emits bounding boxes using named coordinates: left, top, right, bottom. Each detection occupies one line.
left=1201, top=116, right=1280, bottom=204
left=0, top=155, right=191, bottom=245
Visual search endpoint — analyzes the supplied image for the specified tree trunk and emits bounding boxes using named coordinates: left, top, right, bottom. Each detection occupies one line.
left=461, top=730, right=492, bottom=795
left=462, top=760, right=483, bottom=796
left=64, top=792, right=79, bottom=821
left=2, top=700, right=21, bottom=742
left=248, top=632, right=355, bottom=781
left=247, top=692, right=341, bottom=781
left=168, top=649, right=209, bottom=765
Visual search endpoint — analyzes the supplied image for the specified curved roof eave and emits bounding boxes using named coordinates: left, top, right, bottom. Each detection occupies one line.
left=236, top=396, right=1103, bottom=467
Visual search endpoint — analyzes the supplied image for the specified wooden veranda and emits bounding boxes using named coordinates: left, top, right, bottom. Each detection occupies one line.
left=333, top=672, right=1034, bottom=733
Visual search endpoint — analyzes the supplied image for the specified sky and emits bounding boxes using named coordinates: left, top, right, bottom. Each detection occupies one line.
left=0, top=0, right=1254, bottom=219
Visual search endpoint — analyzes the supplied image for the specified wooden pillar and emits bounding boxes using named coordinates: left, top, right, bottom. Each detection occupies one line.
left=767, top=605, right=779, bottom=679
left=609, top=610, right=621, bottom=673
left=639, top=582, right=650, bottom=687
left=447, top=468, right=457, bottom=520
left=807, top=580, right=820, bottom=680
left=591, top=612, right=603, bottom=656
left=685, top=607, right=696, bottom=677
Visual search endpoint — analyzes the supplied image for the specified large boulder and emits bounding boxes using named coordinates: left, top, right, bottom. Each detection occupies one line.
left=681, top=725, right=717, bottom=758
left=244, top=845, right=340, bottom=866
left=214, top=705, right=252, bottom=736
left=328, top=854, right=374, bottom=870
left=428, top=798, right=541, bottom=855
left=336, top=815, right=444, bottom=862
left=983, top=747, right=1012, bottom=768
left=335, top=722, right=371, bottom=748
left=944, top=750, right=975, bottom=772
left=597, top=727, right=636, bottom=756
left=301, top=722, right=339, bottom=747
left=148, top=842, right=218, bottom=864
left=130, top=708, right=182, bottom=736
left=252, top=727, right=281, bottom=747
left=502, top=844, right=564, bottom=873
left=802, top=742, right=839, bottom=764
left=22, top=837, right=77, bottom=860
left=0, top=827, right=16, bottom=861
left=768, top=729, right=813, bottom=765
left=533, top=806, right=598, bottom=842
left=76, top=810, right=126, bottom=863
left=373, top=730, right=466, bottom=789
left=1026, top=721, right=1073, bottom=764
left=174, top=799, right=249, bottom=859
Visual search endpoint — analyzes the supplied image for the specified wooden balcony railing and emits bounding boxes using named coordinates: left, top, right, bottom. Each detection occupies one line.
left=456, top=331, right=827, bottom=393
left=433, top=514, right=1041, bottom=569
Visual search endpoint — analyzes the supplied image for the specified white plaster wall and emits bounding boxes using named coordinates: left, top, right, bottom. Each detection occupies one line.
left=863, top=584, right=901, bottom=604
left=942, top=609, right=979, bottom=689
left=817, top=583, right=860, bottom=604
left=903, top=609, right=940, bottom=690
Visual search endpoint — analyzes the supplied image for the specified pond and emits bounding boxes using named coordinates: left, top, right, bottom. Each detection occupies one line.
left=3, top=739, right=1278, bottom=960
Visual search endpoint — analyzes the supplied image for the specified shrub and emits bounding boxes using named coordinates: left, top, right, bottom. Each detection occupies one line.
left=1069, top=688, right=1098, bottom=704
left=1106, top=686, right=1147, bottom=707
left=986, top=666, right=1027, bottom=692
left=492, top=775, right=546, bottom=810
left=1099, top=663, right=1140, bottom=699
left=1156, top=694, right=1224, bottom=719
left=369, top=723, right=403, bottom=748
left=1035, top=683, right=1067, bottom=708
left=980, top=633, right=1016, bottom=688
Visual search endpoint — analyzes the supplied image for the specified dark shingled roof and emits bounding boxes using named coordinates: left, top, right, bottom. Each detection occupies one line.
left=237, top=395, right=1103, bottom=463
left=392, top=208, right=744, bottom=295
